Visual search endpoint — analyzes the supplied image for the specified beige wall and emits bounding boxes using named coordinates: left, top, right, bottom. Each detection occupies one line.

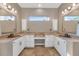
left=22, top=8, right=58, bottom=32
left=27, top=21, right=52, bottom=32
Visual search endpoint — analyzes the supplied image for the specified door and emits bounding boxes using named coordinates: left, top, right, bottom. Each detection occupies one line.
left=52, top=19, right=58, bottom=31
left=25, top=35, right=34, bottom=48
left=45, top=36, right=54, bottom=47
left=22, top=19, right=27, bottom=31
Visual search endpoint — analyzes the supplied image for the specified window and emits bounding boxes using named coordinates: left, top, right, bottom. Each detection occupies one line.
left=64, top=16, right=79, bottom=21
left=0, top=16, right=15, bottom=21
left=28, top=16, right=50, bottom=21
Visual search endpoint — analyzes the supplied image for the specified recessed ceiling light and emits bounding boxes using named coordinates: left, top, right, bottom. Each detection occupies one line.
left=38, top=4, right=42, bottom=7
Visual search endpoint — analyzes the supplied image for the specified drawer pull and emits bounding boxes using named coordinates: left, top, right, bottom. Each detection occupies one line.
left=57, top=41, right=59, bottom=45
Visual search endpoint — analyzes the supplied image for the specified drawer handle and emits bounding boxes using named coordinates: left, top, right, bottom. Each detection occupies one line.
left=57, top=41, right=59, bottom=45
left=13, top=42, right=16, bottom=44
left=19, top=42, right=22, bottom=46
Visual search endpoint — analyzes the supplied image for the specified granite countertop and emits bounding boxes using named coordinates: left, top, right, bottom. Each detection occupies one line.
left=0, top=32, right=58, bottom=41
left=0, top=32, right=79, bottom=42
left=55, top=34, right=79, bottom=42
left=0, top=32, right=35, bottom=41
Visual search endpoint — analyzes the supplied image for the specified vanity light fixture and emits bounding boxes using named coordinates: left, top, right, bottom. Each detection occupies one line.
left=11, top=8, right=14, bottom=11
left=7, top=5, right=11, bottom=9
left=73, top=3, right=76, bottom=6
left=62, top=11, right=65, bottom=15
left=68, top=6, right=71, bottom=10
left=14, top=10, right=17, bottom=13
left=65, top=9, right=67, bottom=12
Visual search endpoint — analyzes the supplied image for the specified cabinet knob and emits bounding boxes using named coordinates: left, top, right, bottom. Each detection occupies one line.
left=13, top=42, right=16, bottom=44
left=19, top=42, right=22, bottom=46
left=57, top=41, right=59, bottom=45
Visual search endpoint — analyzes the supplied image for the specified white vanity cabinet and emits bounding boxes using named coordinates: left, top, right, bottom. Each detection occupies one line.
left=54, top=37, right=67, bottom=56
left=13, top=39, right=20, bottom=56
left=54, top=37, right=59, bottom=51
left=25, top=35, right=34, bottom=48
left=13, top=36, right=25, bottom=56
left=45, top=35, right=54, bottom=47
left=60, top=39, right=67, bottom=56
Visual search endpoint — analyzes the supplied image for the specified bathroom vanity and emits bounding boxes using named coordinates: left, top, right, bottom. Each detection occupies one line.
left=0, top=33, right=79, bottom=56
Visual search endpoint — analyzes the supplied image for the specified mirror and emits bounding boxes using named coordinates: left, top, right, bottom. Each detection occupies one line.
left=0, top=6, right=16, bottom=35
left=63, top=7, right=79, bottom=34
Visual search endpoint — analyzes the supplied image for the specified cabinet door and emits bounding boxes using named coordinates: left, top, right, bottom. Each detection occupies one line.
left=13, top=40, right=20, bottom=56
left=22, top=36, right=26, bottom=48
left=55, top=37, right=67, bottom=56
left=26, top=41, right=34, bottom=48
left=54, top=37, right=58, bottom=49
left=25, top=36, right=34, bottom=48
left=13, top=37, right=25, bottom=56
left=59, top=39, right=67, bottom=56
left=45, top=37, right=54, bottom=47
left=19, top=37, right=25, bottom=50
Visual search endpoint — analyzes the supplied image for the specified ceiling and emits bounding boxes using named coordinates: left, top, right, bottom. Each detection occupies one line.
left=18, top=3, right=61, bottom=8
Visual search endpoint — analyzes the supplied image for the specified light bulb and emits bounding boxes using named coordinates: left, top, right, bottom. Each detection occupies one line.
left=65, top=9, right=67, bottom=12
left=15, top=10, right=17, bottom=13
left=7, top=5, right=11, bottom=9
left=62, top=11, right=64, bottom=14
left=68, top=6, right=71, bottom=10
left=73, top=3, right=76, bottom=6
left=11, top=8, right=14, bottom=11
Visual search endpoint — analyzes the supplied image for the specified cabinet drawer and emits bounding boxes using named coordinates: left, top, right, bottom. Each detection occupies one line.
left=46, top=39, right=53, bottom=42
left=45, top=35, right=53, bottom=37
